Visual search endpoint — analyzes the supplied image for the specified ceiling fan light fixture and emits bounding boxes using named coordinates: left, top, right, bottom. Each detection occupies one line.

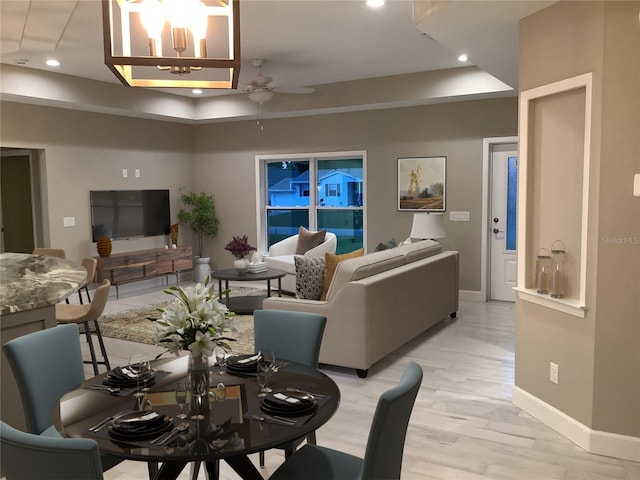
left=103, top=0, right=241, bottom=89
left=248, top=88, right=274, bottom=103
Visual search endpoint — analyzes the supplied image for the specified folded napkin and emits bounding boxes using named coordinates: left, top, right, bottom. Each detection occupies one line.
left=226, top=353, right=261, bottom=375
left=104, top=367, right=156, bottom=388
left=108, top=411, right=172, bottom=440
left=261, top=389, right=318, bottom=417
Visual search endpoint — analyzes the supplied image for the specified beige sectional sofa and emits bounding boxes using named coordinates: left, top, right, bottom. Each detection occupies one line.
left=263, top=240, right=459, bottom=377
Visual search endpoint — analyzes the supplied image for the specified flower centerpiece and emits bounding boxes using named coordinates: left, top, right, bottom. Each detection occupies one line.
left=154, top=276, right=236, bottom=415
left=225, top=235, right=256, bottom=273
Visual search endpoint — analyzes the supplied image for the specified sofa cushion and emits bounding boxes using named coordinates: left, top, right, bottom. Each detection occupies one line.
left=320, top=248, right=365, bottom=300
left=397, top=240, right=442, bottom=263
left=295, top=227, right=327, bottom=255
left=324, top=248, right=406, bottom=301
left=294, top=256, right=325, bottom=300
left=264, top=254, right=297, bottom=275
left=374, top=238, right=397, bottom=251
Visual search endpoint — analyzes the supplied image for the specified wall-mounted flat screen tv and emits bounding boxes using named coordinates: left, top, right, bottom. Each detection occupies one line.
left=90, top=190, right=170, bottom=242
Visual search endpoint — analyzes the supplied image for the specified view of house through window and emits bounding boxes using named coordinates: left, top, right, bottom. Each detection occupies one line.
left=259, top=153, right=365, bottom=254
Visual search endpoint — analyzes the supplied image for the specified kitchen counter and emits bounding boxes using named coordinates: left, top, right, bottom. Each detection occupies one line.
left=1, top=252, right=88, bottom=430
left=1, top=252, right=87, bottom=315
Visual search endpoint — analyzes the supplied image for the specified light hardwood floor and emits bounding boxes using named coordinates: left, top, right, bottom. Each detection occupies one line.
left=82, top=284, right=639, bottom=480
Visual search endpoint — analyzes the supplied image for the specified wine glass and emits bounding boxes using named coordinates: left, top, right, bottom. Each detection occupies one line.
left=258, top=350, right=275, bottom=395
left=214, top=346, right=226, bottom=376
left=257, top=371, right=269, bottom=398
left=215, top=382, right=227, bottom=402
left=128, top=354, right=148, bottom=399
left=175, top=382, right=188, bottom=419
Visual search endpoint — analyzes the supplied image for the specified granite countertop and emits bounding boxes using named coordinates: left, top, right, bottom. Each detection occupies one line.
left=0, top=252, right=87, bottom=315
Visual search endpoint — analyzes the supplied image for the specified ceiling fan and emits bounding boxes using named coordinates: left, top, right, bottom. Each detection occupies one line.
left=244, top=59, right=315, bottom=103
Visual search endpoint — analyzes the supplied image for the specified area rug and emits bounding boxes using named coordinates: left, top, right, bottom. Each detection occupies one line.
left=98, top=287, right=267, bottom=355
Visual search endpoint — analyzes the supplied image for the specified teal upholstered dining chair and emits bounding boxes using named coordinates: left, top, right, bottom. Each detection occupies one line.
left=269, top=361, right=423, bottom=480
left=3, top=324, right=85, bottom=437
left=253, top=309, right=327, bottom=368
left=2, top=324, right=122, bottom=471
left=1, top=420, right=104, bottom=480
left=254, top=309, right=327, bottom=466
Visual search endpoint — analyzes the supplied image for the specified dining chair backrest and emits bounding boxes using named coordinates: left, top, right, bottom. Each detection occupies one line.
left=360, top=361, right=423, bottom=479
left=32, top=248, right=66, bottom=258
left=2, top=324, right=85, bottom=435
left=0, top=421, right=104, bottom=480
left=253, top=310, right=327, bottom=368
left=81, top=256, right=98, bottom=286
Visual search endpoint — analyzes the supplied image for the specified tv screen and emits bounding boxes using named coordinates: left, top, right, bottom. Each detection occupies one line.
left=90, top=190, right=170, bottom=242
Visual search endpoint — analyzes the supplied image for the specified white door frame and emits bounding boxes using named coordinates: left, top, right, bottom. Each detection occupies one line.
left=481, top=136, right=518, bottom=301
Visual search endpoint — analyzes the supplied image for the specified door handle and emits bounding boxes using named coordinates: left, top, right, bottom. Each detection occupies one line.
left=492, top=228, right=503, bottom=234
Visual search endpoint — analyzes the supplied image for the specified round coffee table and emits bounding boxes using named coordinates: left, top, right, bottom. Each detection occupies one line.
left=210, top=268, right=287, bottom=314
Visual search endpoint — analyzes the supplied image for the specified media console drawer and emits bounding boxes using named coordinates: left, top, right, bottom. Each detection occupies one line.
left=96, top=246, right=192, bottom=297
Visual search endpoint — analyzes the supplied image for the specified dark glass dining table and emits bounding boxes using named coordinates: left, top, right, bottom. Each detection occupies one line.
left=56, top=354, right=340, bottom=480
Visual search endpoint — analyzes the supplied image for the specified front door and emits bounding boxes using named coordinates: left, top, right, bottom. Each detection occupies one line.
left=489, top=147, right=518, bottom=301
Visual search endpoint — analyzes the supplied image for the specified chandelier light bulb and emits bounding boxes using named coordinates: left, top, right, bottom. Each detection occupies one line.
left=189, top=1, right=208, bottom=40
left=140, top=0, right=164, bottom=38
left=164, top=0, right=191, bottom=28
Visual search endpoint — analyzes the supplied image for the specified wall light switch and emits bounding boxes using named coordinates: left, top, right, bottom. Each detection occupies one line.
left=450, top=211, right=470, bottom=222
left=634, top=174, right=640, bottom=197
left=122, top=169, right=128, bottom=178
left=135, top=169, right=140, bottom=178
left=63, top=216, right=76, bottom=227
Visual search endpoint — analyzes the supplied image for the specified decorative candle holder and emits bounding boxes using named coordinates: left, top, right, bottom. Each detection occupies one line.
left=535, top=248, right=551, bottom=294
left=550, top=240, right=566, bottom=298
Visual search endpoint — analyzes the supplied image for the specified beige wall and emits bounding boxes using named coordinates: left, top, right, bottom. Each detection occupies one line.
left=517, top=0, right=639, bottom=438
left=192, top=98, right=518, bottom=285
left=0, top=97, right=517, bottom=291
left=0, top=102, right=194, bottom=262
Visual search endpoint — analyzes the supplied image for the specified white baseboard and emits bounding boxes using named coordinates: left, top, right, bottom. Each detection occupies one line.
left=459, top=290, right=484, bottom=302
left=512, top=386, right=640, bottom=462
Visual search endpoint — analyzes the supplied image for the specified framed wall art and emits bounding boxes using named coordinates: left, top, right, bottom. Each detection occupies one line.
left=397, top=156, right=446, bottom=211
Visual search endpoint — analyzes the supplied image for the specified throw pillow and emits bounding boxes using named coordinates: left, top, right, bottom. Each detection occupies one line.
left=321, top=247, right=365, bottom=300
left=374, top=238, right=397, bottom=251
left=294, top=256, right=325, bottom=300
left=295, top=226, right=327, bottom=255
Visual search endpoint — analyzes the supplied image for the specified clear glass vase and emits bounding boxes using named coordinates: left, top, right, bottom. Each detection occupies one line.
left=188, top=352, right=210, bottom=420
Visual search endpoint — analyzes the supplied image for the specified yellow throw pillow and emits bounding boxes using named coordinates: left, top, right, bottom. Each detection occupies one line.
left=321, top=248, right=365, bottom=300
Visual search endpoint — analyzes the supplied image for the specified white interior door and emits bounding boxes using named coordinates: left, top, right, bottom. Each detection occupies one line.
left=490, top=147, right=518, bottom=301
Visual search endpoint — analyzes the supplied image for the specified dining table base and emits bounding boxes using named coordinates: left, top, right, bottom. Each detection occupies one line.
left=152, top=455, right=262, bottom=480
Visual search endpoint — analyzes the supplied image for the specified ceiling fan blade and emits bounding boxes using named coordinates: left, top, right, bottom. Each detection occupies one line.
left=272, top=86, right=315, bottom=94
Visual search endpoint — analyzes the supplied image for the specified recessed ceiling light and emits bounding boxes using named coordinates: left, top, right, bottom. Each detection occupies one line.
left=46, top=59, right=60, bottom=67
left=192, top=89, right=203, bottom=95
left=367, top=0, right=385, bottom=7
left=457, top=54, right=468, bottom=63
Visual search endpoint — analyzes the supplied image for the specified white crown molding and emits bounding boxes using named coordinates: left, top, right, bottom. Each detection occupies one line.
left=1, top=64, right=514, bottom=124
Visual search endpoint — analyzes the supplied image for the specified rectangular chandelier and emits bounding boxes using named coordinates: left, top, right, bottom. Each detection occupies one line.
left=102, top=0, right=240, bottom=89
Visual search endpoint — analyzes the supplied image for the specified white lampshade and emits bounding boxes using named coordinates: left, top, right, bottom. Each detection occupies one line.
left=410, top=213, right=446, bottom=239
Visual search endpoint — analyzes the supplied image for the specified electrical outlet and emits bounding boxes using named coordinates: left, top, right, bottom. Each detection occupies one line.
left=122, top=169, right=128, bottom=178
left=135, top=169, right=140, bottom=178
left=549, top=362, right=559, bottom=384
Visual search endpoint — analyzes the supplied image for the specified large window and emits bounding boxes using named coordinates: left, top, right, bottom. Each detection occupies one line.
left=258, top=152, right=366, bottom=254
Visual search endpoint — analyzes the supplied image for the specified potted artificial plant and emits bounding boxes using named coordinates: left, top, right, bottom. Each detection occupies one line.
left=177, top=190, right=220, bottom=282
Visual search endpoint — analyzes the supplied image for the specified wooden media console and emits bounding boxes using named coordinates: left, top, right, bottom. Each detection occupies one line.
left=95, top=246, right=193, bottom=298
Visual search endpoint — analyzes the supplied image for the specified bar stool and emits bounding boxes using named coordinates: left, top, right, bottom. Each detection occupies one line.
left=55, top=279, right=112, bottom=375
left=77, top=257, right=98, bottom=304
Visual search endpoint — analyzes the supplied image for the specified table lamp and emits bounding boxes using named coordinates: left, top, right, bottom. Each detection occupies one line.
left=409, top=213, right=446, bottom=241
